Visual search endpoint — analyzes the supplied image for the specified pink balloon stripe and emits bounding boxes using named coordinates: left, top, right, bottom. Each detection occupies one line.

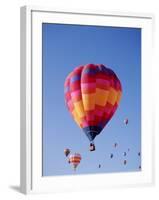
left=96, top=78, right=110, bottom=86
left=81, top=82, right=96, bottom=89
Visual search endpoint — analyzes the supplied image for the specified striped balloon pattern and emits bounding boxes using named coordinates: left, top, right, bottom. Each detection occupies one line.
left=64, top=64, right=122, bottom=143
left=69, top=153, right=82, bottom=170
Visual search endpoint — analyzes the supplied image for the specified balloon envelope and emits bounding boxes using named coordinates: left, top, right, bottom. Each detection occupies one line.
left=114, top=143, right=118, bottom=148
left=64, top=64, right=122, bottom=143
left=124, top=160, right=127, bottom=165
left=68, top=153, right=82, bottom=170
left=110, top=153, right=114, bottom=159
left=123, top=152, right=127, bottom=156
left=124, top=118, right=128, bottom=125
left=64, top=148, right=70, bottom=157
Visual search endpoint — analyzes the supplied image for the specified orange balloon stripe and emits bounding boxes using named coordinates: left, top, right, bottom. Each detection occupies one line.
left=69, top=153, right=82, bottom=166
left=69, top=159, right=81, bottom=163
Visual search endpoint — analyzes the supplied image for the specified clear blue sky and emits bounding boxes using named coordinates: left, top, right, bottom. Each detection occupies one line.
left=42, top=23, right=141, bottom=176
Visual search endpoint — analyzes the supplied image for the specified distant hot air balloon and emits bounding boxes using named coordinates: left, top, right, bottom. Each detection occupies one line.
left=123, top=152, right=127, bottom=156
left=64, top=64, right=122, bottom=151
left=139, top=165, right=141, bottom=170
left=68, top=153, right=82, bottom=171
left=110, top=153, right=114, bottom=159
left=98, top=164, right=101, bottom=168
left=124, top=118, right=128, bottom=125
left=114, top=143, right=118, bottom=148
left=124, top=160, right=127, bottom=165
left=138, top=152, right=141, bottom=156
left=64, top=148, right=70, bottom=157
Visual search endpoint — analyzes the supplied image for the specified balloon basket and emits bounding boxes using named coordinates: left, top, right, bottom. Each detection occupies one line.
left=89, top=143, right=95, bottom=151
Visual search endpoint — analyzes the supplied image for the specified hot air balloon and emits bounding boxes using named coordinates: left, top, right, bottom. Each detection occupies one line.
left=138, top=152, right=141, bottom=156
left=114, top=143, right=118, bottom=148
left=110, top=153, right=114, bottom=159
left=64, top=64, right=122, bottom=151
left=98, top=164, right=101, bottom=168
left=64, top=148, right=70, bottom=157
left=124, top=118, right=128, bottom=125
left=68, top=153, right=82, bottom=171
left=124, top=160, right=127, bottom=165
left=123, top=152, right=127, bottom=156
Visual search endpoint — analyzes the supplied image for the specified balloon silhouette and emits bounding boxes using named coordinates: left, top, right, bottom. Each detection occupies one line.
left=113, top=143, right=118, bottom=148
left=110, top=153, right=114, bottom=159
left=124, top=160, right=127, bottom=165
left=64, top=64, right=122, bottom=151
left=64, top=148, right=70, bottom=157
left=124, top=118, right=128, bottom=125
left=123, top=152, right=127, bottom=156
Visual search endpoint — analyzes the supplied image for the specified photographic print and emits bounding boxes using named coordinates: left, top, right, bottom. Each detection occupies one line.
left=42, top=23, right=141, bottom=176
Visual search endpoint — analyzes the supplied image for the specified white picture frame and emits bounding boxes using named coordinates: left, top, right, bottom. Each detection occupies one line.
left=20, top=5, right=154, bottom=194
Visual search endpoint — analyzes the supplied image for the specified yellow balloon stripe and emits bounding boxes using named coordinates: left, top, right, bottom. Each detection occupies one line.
left=71, top=88, right=120, bottom=127
left=107, top=88, right=118, bottom=105
left=82, top=93, right=95, bottom=111
left=72, top=109, right=82, bottom=127
left=74, top=101, right=85, bottom=118
left=116, top=91, right=122, bottom=104
left=95, top=88, right=109, bottom=106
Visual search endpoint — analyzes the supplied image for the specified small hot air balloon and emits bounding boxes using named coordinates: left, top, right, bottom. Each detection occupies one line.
left=110, top=153, right=114, bottom=159
left=124, top=160, right=127, bottom=165
left=124, top=118, right=128, bottom=125
left=123, top=152, right=127, bottom=156
left=138, top=152, right=141, bottom=156
left=64, top=64, right=122, bottom=151
left=114, top=143, right=118, bottom=148
left=139, top=165, right=141, bottom=170
left=68, top=153, right=82, bottom=171
left=64, top=148, right=70, bottom=157
left=98, top=164, right=101, bottom=168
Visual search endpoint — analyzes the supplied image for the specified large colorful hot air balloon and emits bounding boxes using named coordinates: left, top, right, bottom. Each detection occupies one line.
left=68, top=153, right=82, bottom=171
left=64, top=64, right=122, bottom=151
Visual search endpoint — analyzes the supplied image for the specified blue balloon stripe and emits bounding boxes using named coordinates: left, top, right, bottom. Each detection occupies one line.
left=64, top=86, right=70, bottom=93
left=70, top=75, right=81, bottom=83
left=83, top=68, right=99, bottom=75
